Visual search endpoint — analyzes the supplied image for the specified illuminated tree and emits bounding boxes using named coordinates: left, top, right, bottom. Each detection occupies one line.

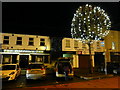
left=71, top=4, right=111, bottom=73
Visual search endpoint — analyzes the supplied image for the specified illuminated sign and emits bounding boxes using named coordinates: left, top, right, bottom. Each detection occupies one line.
left=76, top=51, right=82, bottom=54
left=3, top=49, right=44, bottom=53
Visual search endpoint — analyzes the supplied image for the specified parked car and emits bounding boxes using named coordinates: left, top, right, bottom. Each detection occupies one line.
left=107, top=62, right=120, bottom=75
left=0, top=64, right=21, bottom=81
left=26, top=63, right=47, bottom=80
left=54, top=59, right=74, bottom=79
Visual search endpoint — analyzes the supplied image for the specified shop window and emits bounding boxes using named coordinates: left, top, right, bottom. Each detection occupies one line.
left=3, top=36, right=9, bottom=44
left=28, top=38, right=34, bottom=46
left=16, top=37, right=22, bottom=45
left=36, top=56, right=43, bottom=62
left=66, top=40, right=70, bottom=48
left=40, top=38, right=45, bottom=46
left=3, top=55, right=11, bottom=64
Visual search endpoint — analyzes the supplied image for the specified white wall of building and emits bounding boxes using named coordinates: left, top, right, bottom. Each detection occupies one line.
left=62, top=38, right=105, bottom=53
left=1, top=33, right=51, bottom=50
left=62, top=38, right=105, bottom=68
left=1, top=33, right=51, bottom=65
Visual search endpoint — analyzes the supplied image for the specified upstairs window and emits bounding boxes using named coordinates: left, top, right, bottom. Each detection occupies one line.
left=3, top=36, right=9, bottom=44
left=16, top=37, right=22, bottom=45
left=28, top=38, right=34, bottom=46
left=65, top=40, right=70, bottom=48
left=96, top=42, right=100, bottom=49
left=74, top=40, right=78, bottom=48
left=112, top=42, right=115, bottom=50
left=40, top=38, right=45, bottom=46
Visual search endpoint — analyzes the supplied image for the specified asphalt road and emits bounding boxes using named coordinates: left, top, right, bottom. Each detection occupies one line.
left=2, top=74, right=87, bottom=89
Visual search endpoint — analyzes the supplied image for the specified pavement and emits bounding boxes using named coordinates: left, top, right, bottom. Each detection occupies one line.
left=25, top=76, right=119, bottom=89
left=7, top=69, right=119, bottom=90
left=75, top=72, right=114, bottom=80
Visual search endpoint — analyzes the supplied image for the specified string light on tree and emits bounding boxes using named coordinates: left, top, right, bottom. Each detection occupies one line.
left=71, top=4, right=111, bottom=74
left=71, top=4, right=111, bottom=44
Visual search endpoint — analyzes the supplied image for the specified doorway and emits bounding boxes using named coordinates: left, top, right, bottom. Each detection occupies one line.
left=19, top=55, right=29, bottom=69
left=78, top=55, right=91, bottom=73
left=94, top=52, right=105, bottom=72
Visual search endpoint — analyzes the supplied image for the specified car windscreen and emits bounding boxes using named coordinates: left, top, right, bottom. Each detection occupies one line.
left=2, top=65, right=16, bottom=70
left=28, top=64, right=44, bottom=69
left=57, top=62, right=72, bottom=73
left=58, top=62, right=72, bottom=68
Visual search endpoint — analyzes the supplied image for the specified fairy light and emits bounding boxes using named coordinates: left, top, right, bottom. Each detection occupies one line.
left=71, top=4, right=111, bottom=44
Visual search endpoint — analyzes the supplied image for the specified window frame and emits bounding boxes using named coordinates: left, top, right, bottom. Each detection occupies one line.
left=16, top=37, right=22, bottom=45
left=28, top=38, right=34, bottom=46
left=3, top=36, right=9, bottom=45
left=74, top=40, right=78, bottom=48
left=65, top=40, right=70, bottom=48
left=40, top=38, right=45, bottom=46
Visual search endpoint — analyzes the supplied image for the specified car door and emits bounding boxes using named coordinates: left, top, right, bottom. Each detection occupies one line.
left=16, top=65, right=21, bottom=77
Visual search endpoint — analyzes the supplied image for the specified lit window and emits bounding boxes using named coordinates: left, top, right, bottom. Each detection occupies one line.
left=3, top=36, right=9, bottom=44
left=28, top=38, right=34, bottom=46
left=112, top=42, right=115, bottom=50
left=40, top=38, right=45, bottom=46
left=100, top=42, right=104, bottom=47
left=66, top=40, right=70, bottom=48
left=16, top=37, right=22, bottom=45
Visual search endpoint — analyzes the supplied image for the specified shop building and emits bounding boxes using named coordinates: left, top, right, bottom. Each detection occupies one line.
left=62, top=37, right=105, bottom=73
left=62, top=30, right=120, bottom=73
left=0, top=33, right=51, bottom=68
left=104, top=30, right=120, bottom=63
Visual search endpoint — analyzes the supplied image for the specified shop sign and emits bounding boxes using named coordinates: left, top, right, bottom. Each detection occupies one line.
left=76, top=51, right=82, bottom=54
left=3, top=49, right=44, bottom=53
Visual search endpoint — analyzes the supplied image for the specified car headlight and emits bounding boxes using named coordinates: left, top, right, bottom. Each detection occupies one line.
left=9, top=72, right=15, bottom=75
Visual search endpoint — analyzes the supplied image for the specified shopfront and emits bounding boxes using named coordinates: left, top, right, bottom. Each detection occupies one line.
left=1, top=49, right=50, bottom=68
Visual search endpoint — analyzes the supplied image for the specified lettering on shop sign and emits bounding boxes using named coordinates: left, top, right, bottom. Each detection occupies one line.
left=3, top=49, right=44, bottom=53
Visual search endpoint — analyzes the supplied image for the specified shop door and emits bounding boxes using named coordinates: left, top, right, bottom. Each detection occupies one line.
left=94, top=53, right=105, bottom=72
left=12, top=55, right=17, bottom=64
left=79, top=55, right=91, bottom=73
left=19, top=55, right=29, bottom=69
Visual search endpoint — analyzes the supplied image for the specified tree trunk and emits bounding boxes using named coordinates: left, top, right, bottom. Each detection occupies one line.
left=88, top=43, right=94, bottom=73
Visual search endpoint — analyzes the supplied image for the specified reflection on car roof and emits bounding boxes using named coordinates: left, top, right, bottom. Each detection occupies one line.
left=29, top=62, right=44, bottom=64
left=2, top=64, right=18, bottom=65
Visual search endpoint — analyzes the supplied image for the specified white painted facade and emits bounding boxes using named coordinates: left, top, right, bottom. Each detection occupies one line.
left=1, top=33, right=50, bottom=50
left=0, top=33, right=51, bottom=67
left=104, top=30, right=120, bottom=62
left=62, top=37, right=105, bottom=68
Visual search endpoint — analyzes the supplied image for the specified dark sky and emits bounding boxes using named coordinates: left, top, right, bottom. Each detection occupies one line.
left=2, top=2, right=120, bottom=37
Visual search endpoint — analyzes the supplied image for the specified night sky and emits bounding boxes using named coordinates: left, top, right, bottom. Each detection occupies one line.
left=2, top=2, right=120, bottom=37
